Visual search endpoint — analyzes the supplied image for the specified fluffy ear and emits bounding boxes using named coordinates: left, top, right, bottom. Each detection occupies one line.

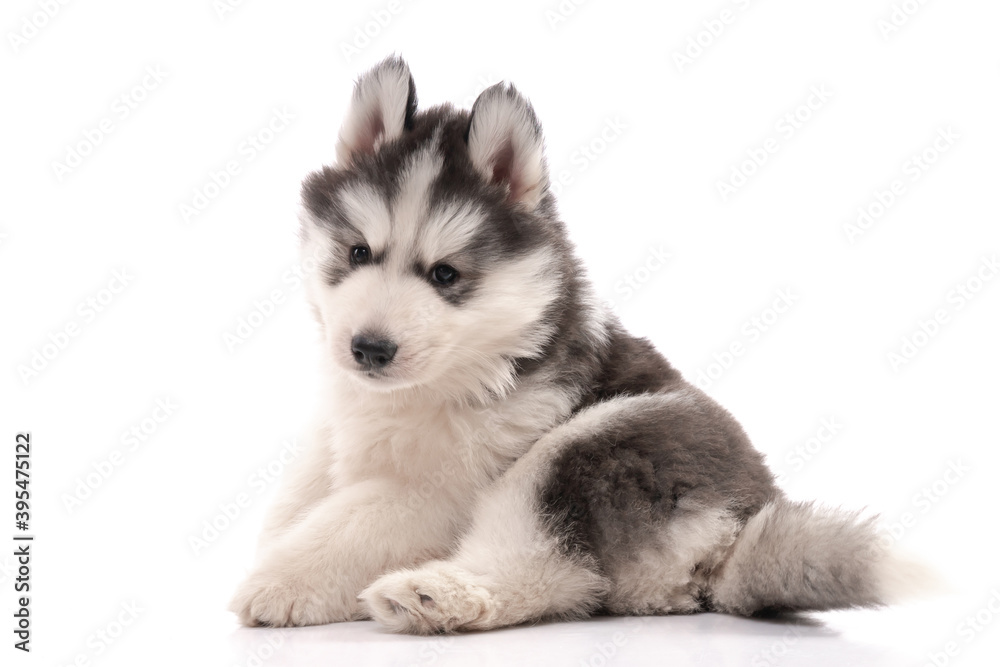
left=467, top=83, right=547, bottom=210
left=336, top=56, right=417, bottom=166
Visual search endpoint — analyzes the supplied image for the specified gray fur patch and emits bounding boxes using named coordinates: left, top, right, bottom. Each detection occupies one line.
left=539, top=389, right=778, bottom=603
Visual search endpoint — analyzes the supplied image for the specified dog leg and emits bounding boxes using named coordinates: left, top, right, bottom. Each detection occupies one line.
left=230, top=477, right=456, bottom=627
left=360, top=484, right=607, bottom=634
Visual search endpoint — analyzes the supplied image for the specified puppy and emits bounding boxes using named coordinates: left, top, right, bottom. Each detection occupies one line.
left=230, top=56, right=929, bottom=634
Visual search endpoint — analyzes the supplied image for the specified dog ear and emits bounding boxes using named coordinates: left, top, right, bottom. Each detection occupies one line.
left=336, top=56, right=417, bottom=166
left=467, top=83, right=547, bottom=211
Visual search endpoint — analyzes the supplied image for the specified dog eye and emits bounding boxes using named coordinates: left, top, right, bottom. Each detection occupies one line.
left=431, top=264, right=458, bottom=286
left=350, top=245, right=371, bottom=265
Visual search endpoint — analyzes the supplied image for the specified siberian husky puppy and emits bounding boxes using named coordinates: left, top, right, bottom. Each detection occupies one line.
left=230, top=56, right=929, bottom=634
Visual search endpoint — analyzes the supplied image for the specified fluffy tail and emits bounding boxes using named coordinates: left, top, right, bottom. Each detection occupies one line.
left=709, top=500, right=939, bottom=615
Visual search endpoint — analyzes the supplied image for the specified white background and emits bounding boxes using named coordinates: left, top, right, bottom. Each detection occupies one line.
left=2, top=0, right=999, bottom=665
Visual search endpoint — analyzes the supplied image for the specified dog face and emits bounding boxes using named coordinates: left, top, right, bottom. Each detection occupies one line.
left=300, top=57, right=569, bottom=400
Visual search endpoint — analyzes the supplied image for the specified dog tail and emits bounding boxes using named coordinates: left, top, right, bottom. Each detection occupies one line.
left=709, top=500, right=940, bottom=615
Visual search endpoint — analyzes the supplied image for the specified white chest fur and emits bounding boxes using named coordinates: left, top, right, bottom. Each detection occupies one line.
left=323, top=375, right=577, bottom=506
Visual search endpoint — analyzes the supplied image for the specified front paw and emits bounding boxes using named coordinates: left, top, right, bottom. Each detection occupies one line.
left=229, top=569, right=359, bottom=627
left=360, top=562, right=494, bottom=634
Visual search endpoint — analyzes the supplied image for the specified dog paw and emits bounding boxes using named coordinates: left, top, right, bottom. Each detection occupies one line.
left=229, top=570, right=358, bottom=627
left=360, top=563, right=494, bottom=634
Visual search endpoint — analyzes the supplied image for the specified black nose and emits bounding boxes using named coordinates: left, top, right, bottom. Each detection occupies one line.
left=351, top=335, right=398, bottom=370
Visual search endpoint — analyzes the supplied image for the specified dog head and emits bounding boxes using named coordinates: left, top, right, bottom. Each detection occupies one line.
left=300, top=56, right=576, bottom=401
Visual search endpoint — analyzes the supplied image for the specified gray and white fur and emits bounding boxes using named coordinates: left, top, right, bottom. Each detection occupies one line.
left=230, top=56, right=932, bottom=634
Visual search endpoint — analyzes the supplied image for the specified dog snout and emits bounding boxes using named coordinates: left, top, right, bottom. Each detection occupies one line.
left=351, top=335, right=398, bottom=370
